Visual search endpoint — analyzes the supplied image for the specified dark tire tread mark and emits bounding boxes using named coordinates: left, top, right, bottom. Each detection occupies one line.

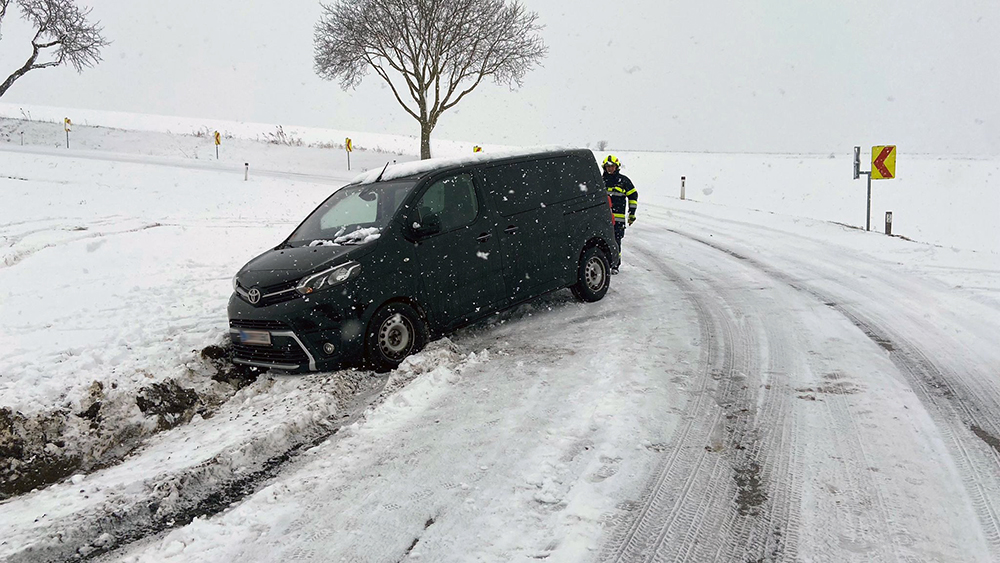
left=600, top=244, right=739, bottom=563
left=603, top=240, right=801, bottom=563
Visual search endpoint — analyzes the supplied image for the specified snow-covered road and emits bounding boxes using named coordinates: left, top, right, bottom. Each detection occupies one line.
left=3, top=124, right=999, bottom=562
left=601, top=209, right=1000, bottom=562
left=93, top=206, right=999, bottom=563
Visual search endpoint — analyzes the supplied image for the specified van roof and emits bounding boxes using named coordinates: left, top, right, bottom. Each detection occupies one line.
left=350, top=146, right=594, bottom=186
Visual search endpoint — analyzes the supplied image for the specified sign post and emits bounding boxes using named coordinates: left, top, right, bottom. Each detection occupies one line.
left=866, top=167, right=872, bottom=232
left=345, top=137, right=353, bottom=170
left=214, top=131, right=221, bottom=159
left=854, top=145, right=896, bottom=231
left=64, top=118, right=72, bottom=149
left=681, top=176, right=686, bottom=200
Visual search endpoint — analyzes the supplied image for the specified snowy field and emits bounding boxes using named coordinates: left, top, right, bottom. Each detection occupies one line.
left=2, top=112, right=1000, bottom=562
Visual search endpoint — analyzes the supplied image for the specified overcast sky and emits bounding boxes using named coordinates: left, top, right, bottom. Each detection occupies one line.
left=1, top=0, right=998, bottom=154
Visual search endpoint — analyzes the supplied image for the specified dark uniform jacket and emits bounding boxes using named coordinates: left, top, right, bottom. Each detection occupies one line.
left=603, top=171, right=638, bottom=224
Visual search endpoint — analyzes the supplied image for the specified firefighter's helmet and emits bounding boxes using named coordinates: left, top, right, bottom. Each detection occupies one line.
left=602, top=155, right=621, bottom=169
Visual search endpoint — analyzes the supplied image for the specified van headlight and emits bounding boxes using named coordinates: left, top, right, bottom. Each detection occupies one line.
left=296, top=261, right=361, bottom=295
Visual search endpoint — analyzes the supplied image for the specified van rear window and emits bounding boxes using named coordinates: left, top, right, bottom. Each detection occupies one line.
left=483, top=155, right=599, bottom=217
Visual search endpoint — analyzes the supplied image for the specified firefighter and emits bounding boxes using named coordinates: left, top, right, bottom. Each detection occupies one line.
left=602, top=154, right=637, bottom=274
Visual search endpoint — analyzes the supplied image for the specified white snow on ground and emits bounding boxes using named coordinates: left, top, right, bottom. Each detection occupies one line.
left=109, top=296, right=694, bottom=563
left=2, top=111, right=1000, bottom=562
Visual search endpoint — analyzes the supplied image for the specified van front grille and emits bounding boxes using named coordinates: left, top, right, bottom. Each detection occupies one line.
left=232, top=342, right=308, bottom=366
left=235, top=279, right=301, bottom=307
left=230, top=319, right=289, bottom=330
left=259, top=280, right=300, bottom=306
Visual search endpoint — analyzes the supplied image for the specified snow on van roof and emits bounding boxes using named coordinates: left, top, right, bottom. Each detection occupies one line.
left=350, top=145, right=586, bottom=185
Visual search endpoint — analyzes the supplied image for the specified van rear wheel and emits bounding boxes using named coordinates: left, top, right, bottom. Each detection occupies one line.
left=365, top=303, right=428, bottom=373
left=571, top=246, right=610, bottom=302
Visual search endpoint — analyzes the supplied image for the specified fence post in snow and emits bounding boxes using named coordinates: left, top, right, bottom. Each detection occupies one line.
left=680, top=176, right=686, bottom=200
left=245, top=163, right=249, bottom=181
left=885, top=211, right=893, bottom=236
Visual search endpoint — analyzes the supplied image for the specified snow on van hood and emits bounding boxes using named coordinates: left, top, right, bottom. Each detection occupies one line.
left=308, top=227, right=382, bottom=246
left=351, top=145, right=583, bottom=185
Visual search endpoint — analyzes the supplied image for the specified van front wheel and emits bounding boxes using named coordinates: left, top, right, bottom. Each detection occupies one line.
left=365, top=303, right=428, bottom=373
left=571, top=246, right=611, bottom=302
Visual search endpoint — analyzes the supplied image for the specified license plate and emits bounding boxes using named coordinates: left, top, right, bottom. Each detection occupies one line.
left=239, top=329, right=272, bottom=346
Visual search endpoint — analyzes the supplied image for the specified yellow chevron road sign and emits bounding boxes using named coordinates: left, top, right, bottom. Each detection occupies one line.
left=871, top=145, right=896, bottom=180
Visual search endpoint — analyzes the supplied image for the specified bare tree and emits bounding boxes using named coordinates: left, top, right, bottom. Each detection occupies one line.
left=315, top=0, right=546, bottom=159
left=0, top=0, right=108, bottom=97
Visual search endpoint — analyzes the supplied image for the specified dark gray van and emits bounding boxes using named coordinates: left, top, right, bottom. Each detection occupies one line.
left=228, top=148, right=619, bottom=372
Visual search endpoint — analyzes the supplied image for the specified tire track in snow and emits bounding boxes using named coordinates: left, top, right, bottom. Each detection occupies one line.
left=702, top=317, right=801, bottom=563
left=674, top=228, right=1000, bottom=561
left=633, top=236, right=810, bottom=563
left=599, top=241, right=737, bottom=562
left=601, top=238, right=804, bottom=562
left=1, top=222, right=168, bottom=268
left=604, top=227, right=945, bottom=562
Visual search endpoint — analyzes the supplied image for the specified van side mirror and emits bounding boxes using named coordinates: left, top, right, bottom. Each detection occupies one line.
left=411, top=213, right=442, bottom=238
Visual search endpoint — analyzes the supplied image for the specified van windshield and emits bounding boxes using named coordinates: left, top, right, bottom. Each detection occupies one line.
left=285, top=180, right=416, bottom=247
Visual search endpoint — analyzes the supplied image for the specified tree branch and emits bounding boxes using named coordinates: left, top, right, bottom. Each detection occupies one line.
left=368, top=57, right=421, bottom=121
left=313, top=0, right=547, bottom=158
left=1, top=0, right=109, bottom=98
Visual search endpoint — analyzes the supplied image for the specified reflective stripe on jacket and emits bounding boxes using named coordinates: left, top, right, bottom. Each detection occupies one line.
left=603, top=171, right=637, bottom=223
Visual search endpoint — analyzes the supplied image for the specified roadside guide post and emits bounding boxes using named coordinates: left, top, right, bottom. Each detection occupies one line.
left=20, top=131, right=23, bottom=146
left=855, top=145, right=897, bottom=232
left=681, top=176, right=686, bottom=200
left=214, top=131, right=221, bottom=159
left=345, top=137, right=353, bottom=170
left=885, top=211, right=893, bottom=236
left=245, top=162, right=249, bottom=181
left=64, top=118, right=71, bottom=149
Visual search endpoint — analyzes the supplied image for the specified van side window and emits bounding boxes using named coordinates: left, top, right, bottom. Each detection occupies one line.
left=559, top=154, right=602, bottom=195
left=416, top=173, right=479, bottom=232
left=484, top=158, right=588, bottom=217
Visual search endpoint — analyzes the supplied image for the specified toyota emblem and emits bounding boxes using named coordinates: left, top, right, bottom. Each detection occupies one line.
left=247, top=288, right=262, bottom=304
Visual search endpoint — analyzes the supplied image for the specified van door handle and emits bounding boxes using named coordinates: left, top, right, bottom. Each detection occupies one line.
left=504, top=225, right=518, bottom=235
left=476, top=232, right=492, bottom=243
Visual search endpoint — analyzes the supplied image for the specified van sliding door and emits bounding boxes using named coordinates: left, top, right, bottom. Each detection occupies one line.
left=482, top=160, right=565, bottom=301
